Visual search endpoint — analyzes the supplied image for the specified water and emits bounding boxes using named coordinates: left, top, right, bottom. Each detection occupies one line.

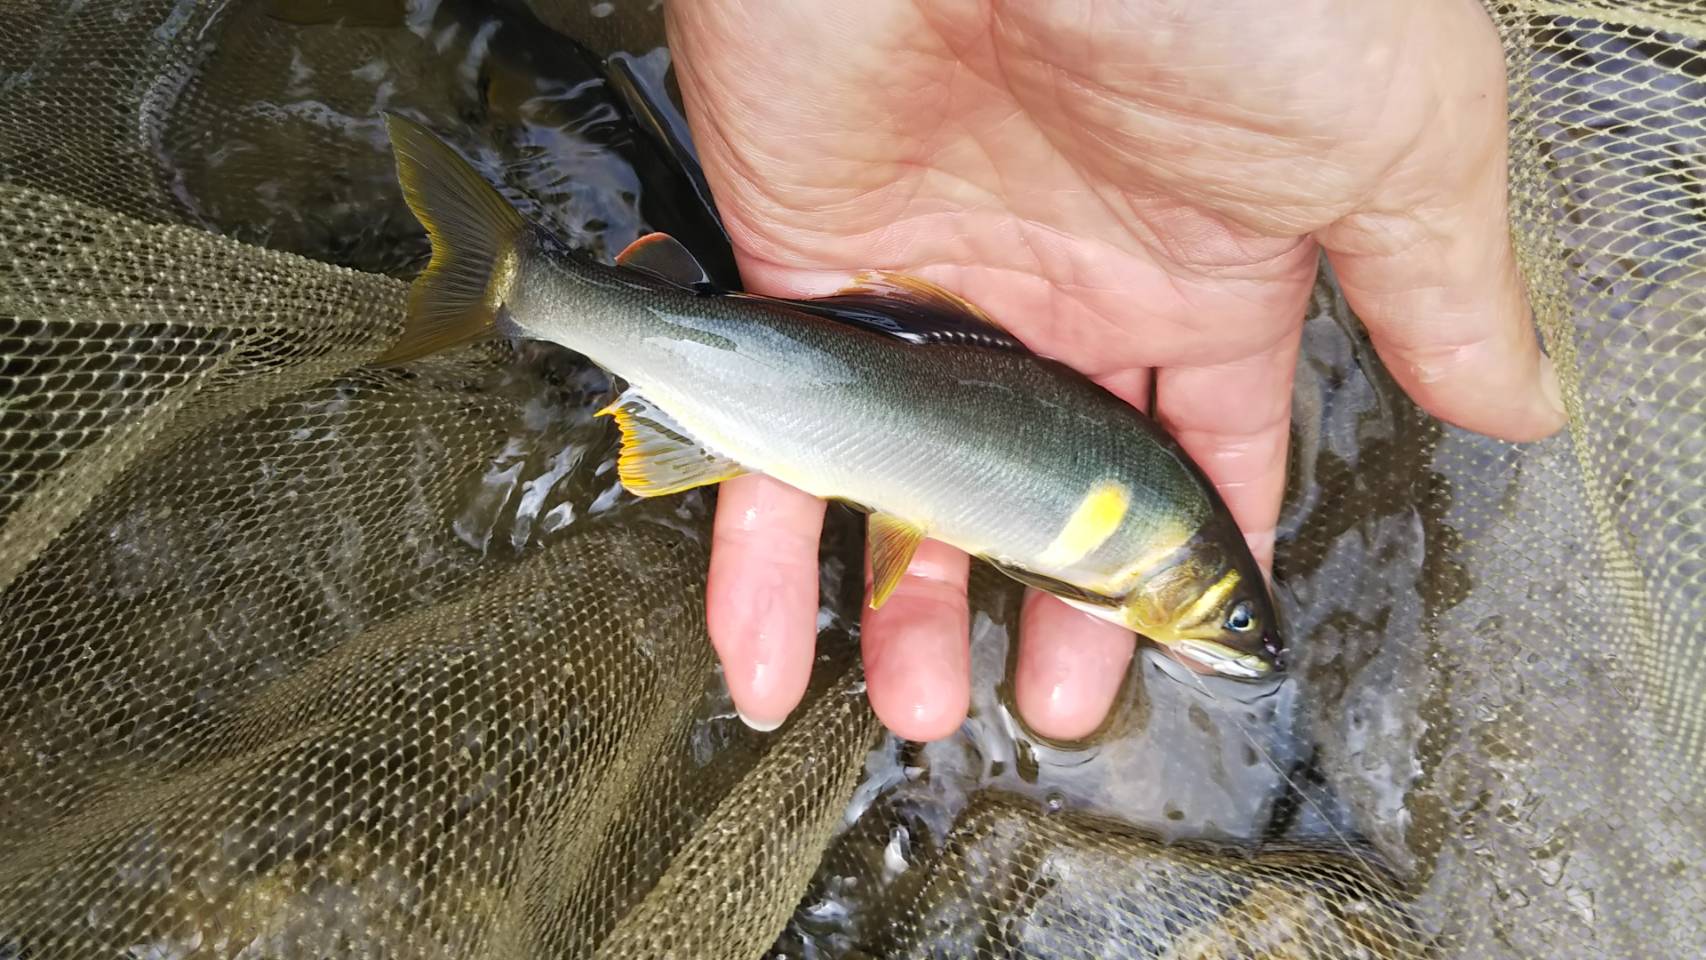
left=160, top=0, right=734, bottom=282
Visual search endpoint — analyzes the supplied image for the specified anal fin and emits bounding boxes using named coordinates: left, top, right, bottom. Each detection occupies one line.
left=868, top=513, right=927, bottom=609
left=595, top=390, right=746, bottom=497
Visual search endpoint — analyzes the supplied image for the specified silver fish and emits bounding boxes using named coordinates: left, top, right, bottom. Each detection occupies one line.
left=377, top=114, right=1285, bottom=680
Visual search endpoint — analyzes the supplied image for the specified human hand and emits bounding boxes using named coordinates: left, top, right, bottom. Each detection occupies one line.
left=663, top=0, right=1566, bottom=741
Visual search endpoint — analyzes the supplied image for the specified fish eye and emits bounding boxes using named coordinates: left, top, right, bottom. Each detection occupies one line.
left=1226, top=601, right=1255, bottom=632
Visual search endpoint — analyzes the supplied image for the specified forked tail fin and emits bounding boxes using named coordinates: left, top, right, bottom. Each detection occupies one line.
left=374, top=113, right=527, bottom=365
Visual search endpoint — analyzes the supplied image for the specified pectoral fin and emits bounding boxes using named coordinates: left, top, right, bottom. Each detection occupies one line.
left=595, top=390, right=746, bottom=497
left=868, top=513, right=927, bottom=609
left=985, top=560, right=1125, bottom=610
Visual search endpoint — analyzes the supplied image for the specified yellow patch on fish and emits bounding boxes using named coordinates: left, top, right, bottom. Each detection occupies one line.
left=1084, top=517, right=1194, bottom=603
left=1176, top=568, right=1242, bottom=632
left=486, top=242, right=520, bottom=314
left=1038, top=480, right=1130, bottom=568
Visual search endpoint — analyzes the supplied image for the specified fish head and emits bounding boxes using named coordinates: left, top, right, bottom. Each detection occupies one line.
left=1120, top=533, right=1285, bottom=680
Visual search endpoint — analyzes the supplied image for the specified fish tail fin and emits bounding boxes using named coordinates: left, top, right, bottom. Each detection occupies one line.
left=375, top=113, right=528, bottom=366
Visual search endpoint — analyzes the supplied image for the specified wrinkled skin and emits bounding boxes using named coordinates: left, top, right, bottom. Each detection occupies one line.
left=664, top=0, right=1565, bottom=741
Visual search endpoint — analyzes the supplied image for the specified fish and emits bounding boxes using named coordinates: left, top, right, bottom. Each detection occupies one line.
left=375, top=113, right=1287, bottom=681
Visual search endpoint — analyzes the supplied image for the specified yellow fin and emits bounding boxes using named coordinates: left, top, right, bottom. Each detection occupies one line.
left=1038, top=480, right=1130, bottom=568
left=867, top=513, right=926, bottom=609
left=375, top=113, right=527, bottom=366
left=595, top=390, right=747, bottom=497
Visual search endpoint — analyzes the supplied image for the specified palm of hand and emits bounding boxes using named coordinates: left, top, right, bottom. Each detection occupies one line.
left=665, top=0, right=1563, bottom=741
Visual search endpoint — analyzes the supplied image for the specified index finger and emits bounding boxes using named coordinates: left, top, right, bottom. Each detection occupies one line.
left=1153, top=327, right=1303, bottom=573
left=706, top=473, right=827, bottom=730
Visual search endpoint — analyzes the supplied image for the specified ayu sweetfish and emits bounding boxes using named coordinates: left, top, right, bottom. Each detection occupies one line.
left=377, top=114, right=1286, bottom=680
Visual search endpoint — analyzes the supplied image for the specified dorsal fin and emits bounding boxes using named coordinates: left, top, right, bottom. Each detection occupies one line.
left=785, top=271, right=1028, bottom=351
left=835, top=272, right=1008, bottom=327
left=615, top=232, right=716, bottom=292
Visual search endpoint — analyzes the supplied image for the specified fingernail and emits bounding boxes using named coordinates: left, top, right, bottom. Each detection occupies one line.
left=1538, top=354, right=1566, bottom=420
left=737, top=709, right=783, bottom=732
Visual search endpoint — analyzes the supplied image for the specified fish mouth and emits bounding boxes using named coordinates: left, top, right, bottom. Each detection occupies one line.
left=1167, top=638, right=1281, bottom=680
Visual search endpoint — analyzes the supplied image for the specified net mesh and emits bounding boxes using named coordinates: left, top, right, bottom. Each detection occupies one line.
left=0, top=1, right=1701, bottom=958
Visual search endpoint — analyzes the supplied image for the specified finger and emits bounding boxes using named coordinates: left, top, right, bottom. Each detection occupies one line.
left=1319, top=88, right=1566, bottom=442
left=1155, top=326, right=1304, bottom=573
left=1090, top=366, right=1154, bottom=411
left=707, top=473, right=827, bottom=731
left=861, top=538, right=971, bottom=742
left=1329, top=226, right=1566, bottom=442
left=1013, top=590, right=1136, bottom=741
